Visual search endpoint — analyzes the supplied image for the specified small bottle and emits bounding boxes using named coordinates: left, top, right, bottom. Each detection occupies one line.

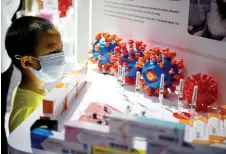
left=117, top=65, right=122, bottom=83
left=159, top=74, right=165, bottom=119
left=190, top=86, right=198, bottom=117
left=135, top=71, right=140, bottom=93
left=121, top=67, right=126, bottom=87
left=121, top=67, right=126, bottom=97
left=178, top=79, right=184, bottom=111
left=159, top=74, right=164, bottom=104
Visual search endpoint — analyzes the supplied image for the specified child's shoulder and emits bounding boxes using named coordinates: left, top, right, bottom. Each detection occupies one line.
left=11, top=86, right=44, bottom=109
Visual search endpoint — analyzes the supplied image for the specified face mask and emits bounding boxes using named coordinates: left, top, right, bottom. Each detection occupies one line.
left=15, top=52, right=66, bottom=83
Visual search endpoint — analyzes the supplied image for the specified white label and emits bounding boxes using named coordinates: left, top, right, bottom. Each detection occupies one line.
left=184, top=125, right=193, bottom=142
left=41, top=138, right=64, bottom=153
left=193, top=120, right=208, bottom=141
left=208, top=117, right=224, bottom=137
left=110, top=118, right=184, bottom=145
left=74, top=130, right=132, bottom=151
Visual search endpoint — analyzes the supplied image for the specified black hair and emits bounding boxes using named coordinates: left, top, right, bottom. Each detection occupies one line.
left=5, top=16, right=55, bottom=70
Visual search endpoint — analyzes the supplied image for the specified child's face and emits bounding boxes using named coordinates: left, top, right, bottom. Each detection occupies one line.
left=22, top=27, right=63, bottom=71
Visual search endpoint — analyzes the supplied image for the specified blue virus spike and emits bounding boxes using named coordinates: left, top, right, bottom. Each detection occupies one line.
left=89, top=33, right=121, bottom=73
left=111, top=40, right=146, bottom=84
left=138, top=47, right=184, bottom=97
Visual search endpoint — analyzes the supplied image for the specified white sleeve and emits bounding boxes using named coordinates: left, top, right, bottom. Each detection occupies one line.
left=1, top=0, right=20, bottom=73
left=1, top=10, right=12, bottom=73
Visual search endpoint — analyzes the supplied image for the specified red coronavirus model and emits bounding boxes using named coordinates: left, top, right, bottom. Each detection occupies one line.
left=183, top=73, right=218, bottom=112
left=136, top=46, right=184, bottom=97
left=110, top=40, right=146, bottom=84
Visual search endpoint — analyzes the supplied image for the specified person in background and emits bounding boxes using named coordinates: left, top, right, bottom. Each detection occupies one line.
left=5, top=16, right=66, bottom=133
left=2, top=0, right=21, bottom=152
left=202, top=0, right=226, bottom=41
left=188, top=0, right=211, bottom=34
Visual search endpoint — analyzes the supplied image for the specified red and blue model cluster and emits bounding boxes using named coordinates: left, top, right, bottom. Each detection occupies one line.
left=89, top=33, right=219, bottom=110
left=110, top=40, right=146, bottom=84
left=89, top=32, right=122, bottom=73
left=136, top=46, right=184, bottom=97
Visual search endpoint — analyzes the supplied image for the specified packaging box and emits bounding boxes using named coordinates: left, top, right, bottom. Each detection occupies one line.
left=31, top=128, right=91, bottom=154
left=179, top=119, right=193, bottom=143
left=42, top=88, right=68, bottom=119
left=108, top=112, right=185, bottom=145
left=180, top=116, right=210, bottom=145
left=56, top=61, right=88, bottom=88
left=223, top=115, right=226, bottom=143
left=31, top=119, right=91, bottom=154
left=192, top=116, right=210, bottom=145
left=62, top=74, right=87, bottom=111
left=64, top=121, right=133, bottom=151
left=41, top=74, right=87, bottom=120
left=63, top=61, right=88, bottom=82
left=208, top=113, right=225, bottom=144
left=70, top=61, right=88, bottom=76
left=92, top=146, right=145, bottom=154
left=180, top=116, right=226, bottom=147
left=56, top=74, right=80, bottom=88
left=56, top=62, right=88, bottom=113
left=147, top=140, right=226, bottom=154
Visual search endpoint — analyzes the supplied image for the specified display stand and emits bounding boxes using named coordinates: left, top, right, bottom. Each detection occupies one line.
left=8, top=0, right=226, bottom=154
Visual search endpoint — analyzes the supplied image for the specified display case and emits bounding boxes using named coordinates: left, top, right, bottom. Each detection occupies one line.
left=7, top=0, right=226, bottom=154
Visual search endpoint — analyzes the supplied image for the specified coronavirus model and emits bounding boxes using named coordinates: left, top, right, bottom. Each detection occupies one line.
left=136, top=46, right=184, bottom=97
left=110, top=40, right=146, bottom=84
left=89, top=32, right=122, bottom=73
left=183, top=73, right=218, bottom=112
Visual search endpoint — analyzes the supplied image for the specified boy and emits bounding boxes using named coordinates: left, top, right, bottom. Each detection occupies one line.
left=5, top=16, right=66, bottom=133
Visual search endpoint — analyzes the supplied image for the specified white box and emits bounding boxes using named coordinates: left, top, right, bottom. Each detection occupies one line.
left=65, top=74, right=87, bottom=109
left=42, top=88, right=68, bottom=119
left=147, top=140, right=225, bottom=154
left=64, top=121, right=133, bottom=151
left=108, top=112, right=185, bottom=145
left=208, top=113, right=225, bottom=144
left=31, top=128, right=91, bottom=154
left=56, top=74, right=80, bottom=88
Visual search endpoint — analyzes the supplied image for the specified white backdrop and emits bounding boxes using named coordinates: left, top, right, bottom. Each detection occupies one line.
left=90, top=0, right=226, bottom=105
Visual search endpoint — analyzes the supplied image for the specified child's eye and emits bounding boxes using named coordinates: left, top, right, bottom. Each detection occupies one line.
left=49, top=48, right=63, bottom=55
left=49, top=50, right=58, bottom=54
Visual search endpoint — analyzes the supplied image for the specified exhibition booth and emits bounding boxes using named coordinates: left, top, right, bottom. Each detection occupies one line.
left=7, top=0, right=226, bottom=154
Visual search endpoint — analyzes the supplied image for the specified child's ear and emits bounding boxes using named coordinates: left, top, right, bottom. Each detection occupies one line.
left=20, top=56, right=41, bottom=70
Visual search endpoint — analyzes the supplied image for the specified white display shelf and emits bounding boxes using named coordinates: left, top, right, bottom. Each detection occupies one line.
left=8, top=63, right=226, bottom=154
left=7, top=63, right=174, bottom=153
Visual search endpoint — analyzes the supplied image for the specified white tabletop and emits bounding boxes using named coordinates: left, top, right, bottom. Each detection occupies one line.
left=7, top=65, right=190, bottom=154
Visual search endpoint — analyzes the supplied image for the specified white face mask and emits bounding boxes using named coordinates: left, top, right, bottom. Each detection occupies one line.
left=15, top=52, right=66, bottom=83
